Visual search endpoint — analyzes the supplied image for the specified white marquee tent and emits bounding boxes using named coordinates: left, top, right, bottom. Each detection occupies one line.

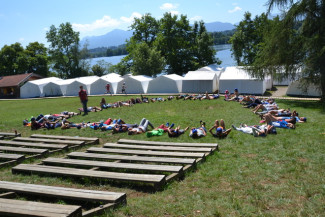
left=219, top=66, right=270, bottom=95
left=197, top=64, right=224, bottom=73
left=286, top=79, right=321, bottom=97
left=20, top=77, right=62, bottom=98
left=147, top=74, right=183, bottom=93
left=119, top=75, right=152, bottom=94
left=74, top=76, right=107, bottom=95
left=182, top=71, right=218, bottom=93
left=101, top=73, right=124, bottom=94
left=42, top=82, right=63, bottom=97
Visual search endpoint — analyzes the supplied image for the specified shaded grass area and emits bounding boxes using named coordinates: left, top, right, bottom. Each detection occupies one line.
left=0, top=96, right=324, bottom=216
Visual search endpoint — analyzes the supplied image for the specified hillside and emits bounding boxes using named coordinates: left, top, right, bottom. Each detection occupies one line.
left=80, top=21, right=235, bottom=49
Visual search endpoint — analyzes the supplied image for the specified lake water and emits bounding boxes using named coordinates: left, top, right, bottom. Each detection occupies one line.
left=89, top=44, right=236, bottom=68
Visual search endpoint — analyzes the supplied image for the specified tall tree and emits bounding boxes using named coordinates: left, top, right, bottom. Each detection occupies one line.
left=46, top=22, right=82, bottom=78
left=0, top=43, right=28, bottom=76
left=130, top=13, right=159, bottom=46
left=193, top=21, right=218, bottom=68
left=230, top=12, right=269, bottom=65
left=249, top=0, right=325, bottom=100
left=25, top=42, right=49, bottom=77
left=130, top=42, right=165, bottom=76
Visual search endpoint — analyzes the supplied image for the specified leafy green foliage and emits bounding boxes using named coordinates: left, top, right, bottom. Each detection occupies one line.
left=129, top=42, right=165, bottom=76
left=0, top=42, right=49, bottom=77
left=25, top=42, right=49, bottom=77
left=117, top=13, right=217, bottom=76
left=46, top=22, right=84, bottom=79
left=230, top=12, right=269, bottom=66
left=231, top=1, right=325, bottom=100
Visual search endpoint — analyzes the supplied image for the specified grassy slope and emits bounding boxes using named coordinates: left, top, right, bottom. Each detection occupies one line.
left=0, top=96, right=324, bottom=216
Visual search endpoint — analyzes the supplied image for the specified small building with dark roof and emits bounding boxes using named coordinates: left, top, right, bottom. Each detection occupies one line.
left=0, top=73, right=43, bottom=98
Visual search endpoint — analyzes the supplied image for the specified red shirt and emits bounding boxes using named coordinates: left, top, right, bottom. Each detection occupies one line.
left=106, top=84, right=110, bottom=90
left=79, top=89, right=88, bottom=101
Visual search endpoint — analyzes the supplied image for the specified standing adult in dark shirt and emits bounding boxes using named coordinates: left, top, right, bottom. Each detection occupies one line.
left=79, top=86, right=88, bottom=116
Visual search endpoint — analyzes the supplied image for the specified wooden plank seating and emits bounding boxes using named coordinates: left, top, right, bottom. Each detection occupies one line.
left=42, top=157, right=184, bottom=173
left=0, top=146, right=48, bottom=155
left=12, top=164, right=166, bottom=188
left=31, top=134, right=99, bottom=144
left=0, top=140, right=68, bottom=150
left=68, top=152, right=197, bottom=165
left=13, top=137, right=85, bottom=146
left=104, top=143, right=212, bottom=152
left=0, top=153, right=25, bottom=168
left=87, top=147, right=206, bottom=158
left=118, top=139, right=219, bottom=149
left=0, top=181, right=126, bottom=204
left=0, top=153, right=25, bottom=161
left=0, top=132, right=21, bottom=138
left=0, top=198, right=82, bottom=217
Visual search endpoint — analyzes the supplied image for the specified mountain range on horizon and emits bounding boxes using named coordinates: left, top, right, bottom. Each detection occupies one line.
left=81, top=21, right=235, bottom=49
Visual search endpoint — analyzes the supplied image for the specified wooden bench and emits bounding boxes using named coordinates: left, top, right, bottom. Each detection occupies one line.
left=0, top=146, right=48, bottom=155
left=0, top=136, right=3, bottom=140
left=0, top=140, right=68, bottom=150
left=0, top=153, right=25, bottom=168
left=118, top=139, right=219, bottom=148
left=0, top=132, right=21, bottom=138
left=68, top=152, right=196, bottom=165
left=0, top=181, right=126, bottom=204
left=87, top=147, right=205, bottom=158
left=0, top=198, right=82, bottom=217
left=13, top=137, right=85, bottom=146
left=12, top=164, right=166, bottom=187
left=31, top=134, right=99, bottom=144
left=104, top=143, right=212, bottom=152
left=42, top=157, right=183, bottom=173
left=0, top=153, right=25, bottom=161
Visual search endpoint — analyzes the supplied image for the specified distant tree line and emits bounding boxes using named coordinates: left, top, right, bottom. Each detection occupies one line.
left=210, top=29, right=235, bottom=45
left=88, top=44, right=128, bottom=58
left=86, top=30, right=235, bottom=59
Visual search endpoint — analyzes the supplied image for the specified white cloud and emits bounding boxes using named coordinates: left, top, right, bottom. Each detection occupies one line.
left=43, top=27, right=49, bottom=32
left=72, top=15, right=120, bottom=33
left=228, top=6, right=242, bottom=13
left=120, top=12, right=142, bottom=23
left=160, top=3, right=179, bottom=10
left=232, top=3, right=238, bottom=6
left=190, top=16, right=202, bottom=22
left=19, top=38, right=24, bottom=42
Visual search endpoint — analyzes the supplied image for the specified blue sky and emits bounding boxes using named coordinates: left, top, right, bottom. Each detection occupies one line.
left=0, top=0, right=277, bottom=47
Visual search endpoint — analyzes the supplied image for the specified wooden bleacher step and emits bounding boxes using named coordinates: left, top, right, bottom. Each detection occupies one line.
left=12, top=164, right=166, bottom=186
left=0, top=140, right=68, bottom=150
left=13, top=137, right=85, bottom=146
left=0, top=181, right=126, bottom=204
left=30, top=134, right=99, bottom=144
left=0, top=153, right=25, bottom=161
left=104, top=143, right=212, bottom=152
left=42, top=157, right=184, bottom=173
left=0, top=198, right=82, bottom=217
left=87, top=147, right=205, bottom=158
left=68, top=152, right=196, bottom=165
left=0, top=132, right=21, bottom=138
left=0, top=146, right=48, bottom=155
left=118, top=139, right=219, bottom=148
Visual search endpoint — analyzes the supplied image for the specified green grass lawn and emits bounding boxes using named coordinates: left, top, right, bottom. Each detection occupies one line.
left=0, top=95, right=324, bottom=216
